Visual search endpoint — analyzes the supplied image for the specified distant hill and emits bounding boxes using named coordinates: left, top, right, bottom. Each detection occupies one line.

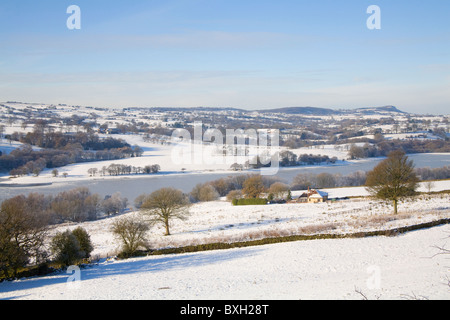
left=258, top=106, right=337, bottom=115
left=257, top=105, right=407, bottom=116
left=351, top=106, right=407, bottom=114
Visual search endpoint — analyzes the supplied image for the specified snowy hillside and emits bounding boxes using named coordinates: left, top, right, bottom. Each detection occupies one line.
left=38, top=181, right=450, bottom=258
left=0, top=182, right=449, bottom=300
left=0, top=225, right=448, bottom=300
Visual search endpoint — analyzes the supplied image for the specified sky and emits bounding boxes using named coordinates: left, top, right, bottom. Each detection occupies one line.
left=0, top=0, right=449, bottom=114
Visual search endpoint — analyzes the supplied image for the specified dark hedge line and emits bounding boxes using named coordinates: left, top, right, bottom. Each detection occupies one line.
left=7, top=218, right=449, bottom=280
left=232, top=198, right=268, bottom=206
left=130, top=218, right=450, bottom=258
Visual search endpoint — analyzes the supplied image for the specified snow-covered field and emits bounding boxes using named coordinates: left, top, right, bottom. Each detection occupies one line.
left=29, top=180, right=449, bottom=259
left=1, top=112, right=449, bottom=300
left=0, top=182, right=449, bottom=300
left=0, top=225, right=448, bottom=300
left=0, top=133, right=352, bottom=185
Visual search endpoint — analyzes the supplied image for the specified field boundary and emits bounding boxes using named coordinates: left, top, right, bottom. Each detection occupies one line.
left=135, top=218, right=450, bottom=257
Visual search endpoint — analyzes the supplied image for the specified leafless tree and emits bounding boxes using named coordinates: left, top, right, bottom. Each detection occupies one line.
left=0, top=196, right=48, bottom=278
left=190, top=183, right=219, bottom=202
left=242, top=175, right=266, bottom=199
left=424, top=180, right=435, bottom=193
left=366, top=150, right=419, bottom=214
left=140, top=188, right=191, bottom=236
left=111, top=217, right=150, bottom=256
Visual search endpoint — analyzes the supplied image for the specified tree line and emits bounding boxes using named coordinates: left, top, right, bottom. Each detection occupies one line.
left=347, top=139, right=450, bottom=160
left=8, top=125, right=131, bottom=151
left=0, top=186, right=191, bottom=278
left=0, top=186, right=129, bottom=278
left=189, top=164, right=450, bottom=203
left=88, top=163, right=161, bottom=177
left=291, top=165, right=450, bottom=190
left=1, top=144, right=140, bottom=177
left=0, top=187, right=128, bottom=226
left=0, top=123, right=146, bottom=175
left=1, top=142, right=145, bottom=177
left=279, top=151, right=338, bottom=167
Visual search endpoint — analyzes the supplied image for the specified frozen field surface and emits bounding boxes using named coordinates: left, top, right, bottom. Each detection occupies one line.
left=0, top=182, right=449, bottom=300
left=0, top=224, right=449, bottom=300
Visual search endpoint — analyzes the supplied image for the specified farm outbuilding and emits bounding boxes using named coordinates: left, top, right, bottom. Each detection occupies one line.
left=296, top=188, right=329, bottom=203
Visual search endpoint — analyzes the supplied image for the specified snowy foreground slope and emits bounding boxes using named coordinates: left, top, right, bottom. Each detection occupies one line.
left=0, top=182, right=449, bottom=300
left=0, top=225, right=449, bottom=300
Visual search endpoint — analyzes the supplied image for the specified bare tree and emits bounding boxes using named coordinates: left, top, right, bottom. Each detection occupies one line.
left=366, top=150, right=419, bottom=214
left=101, top=192, right=128, bottom=217
left=242, top=175, right=266, bottom=199
left=0, top=196, right=48, bottom=278
left=140, top=188, right=191, bottom=236
left=111, top=217, right=150, bottom=256
left=424, top=180, right=435, bottom=193
left=190, top=183, right=219, bottom=202
left=268, top=182, right=289, bottom=200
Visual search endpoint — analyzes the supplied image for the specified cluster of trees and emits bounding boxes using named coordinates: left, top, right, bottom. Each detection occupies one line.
left=1, top=124, right=147, bottom=175
left=0, top=187, right=128, bottom=225
left=291, top=171, right=368, bottom=190
left=348, top=139, right=450, bottom=160
left=0, top=185, right=149, bottom=278
left=189, top=183, right=220, bottom=203
left=415, top=166, right=450, bottom=181
left=239, top=175, right=291, bottom=202
left=0, top=194, right=49, bottom=278
left=290, top=165, right=450, bottom=190
left=1, top=143, right=142, bottom=176
left=186, top=174, right=292, bottom=205
left=191, top=174, right=283, bottom=199
left=0, top=198, right=95, bottom=279
left=227, top=151, right=423, bottom=215
left=88, top=163, right=161, bottom=177
left=280, top=151, right=338, bottom=167
left=50, top=228, right=93, bottom=267
left=229, top=152, right=338, bottom=172
left=10, top=157, right=47, bottom=177
left=10, top=126, right=130, bottom=151
left=0, top=186, right=130, bottom=278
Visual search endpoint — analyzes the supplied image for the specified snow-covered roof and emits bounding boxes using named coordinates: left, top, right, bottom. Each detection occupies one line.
left=309, top=190, right=328, bottom=198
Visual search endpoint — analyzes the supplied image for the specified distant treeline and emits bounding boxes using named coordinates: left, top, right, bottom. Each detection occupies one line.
left=416, top=166, right=450, bottom=181
left=8, top=129, right=131, bottom=151
left=279, top=151, right=338, bottom=167
left=235, top=152, right=338, bottom=171
left=195, top=165, right=450, bottom=200
left=348, top=139, right=450, bottom=160
left=0, top=129, right=144, bottom=175
left=291, top=166, right=450, bottom=190
left=1, top=187, right=128, bottom=225
left=1, top=144, right=142, bottom=177
left=89, top=163, right=161, bottom=176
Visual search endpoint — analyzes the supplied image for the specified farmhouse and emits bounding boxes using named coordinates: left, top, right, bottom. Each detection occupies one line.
left=296, top=188, right=328, bottom=203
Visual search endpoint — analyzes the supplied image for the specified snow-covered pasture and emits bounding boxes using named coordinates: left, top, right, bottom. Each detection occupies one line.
left=1, top=175, right=449, bottom=300
left=0, top=225, right=448, bottom=300
left=44, top=186, right=450, bottom=259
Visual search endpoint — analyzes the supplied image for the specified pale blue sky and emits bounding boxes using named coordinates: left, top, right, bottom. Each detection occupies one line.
left=0, top=0, right=449, bottom=114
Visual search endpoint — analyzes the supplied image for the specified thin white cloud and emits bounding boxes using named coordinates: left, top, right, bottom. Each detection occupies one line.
left=2, top=30, right=305, bottom=56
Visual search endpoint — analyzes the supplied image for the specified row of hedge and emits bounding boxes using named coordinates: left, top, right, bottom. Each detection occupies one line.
left=9, top=218, right=450, bottom=278
left=232, top=198, right=268, bottom=206
left=144, top=218, right=450, bottom=257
